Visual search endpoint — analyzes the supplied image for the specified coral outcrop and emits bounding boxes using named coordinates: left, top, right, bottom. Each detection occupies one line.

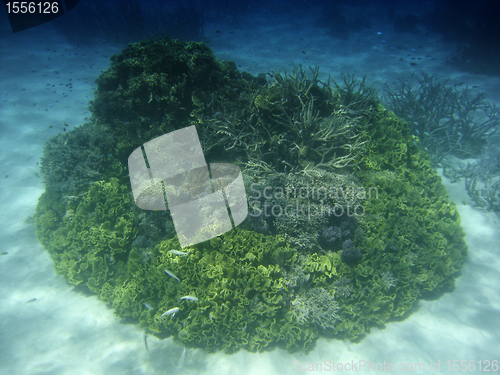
left=34, top=37, right=467, bottom=353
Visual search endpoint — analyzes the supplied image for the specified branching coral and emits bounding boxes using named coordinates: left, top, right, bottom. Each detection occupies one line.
left=442, top=143, right=500, bottom=214
left=290, top=287, right=340, bottom=330
left=204, top=66, right=369, bottom=173
left=383, top=73, right=500, bottom=164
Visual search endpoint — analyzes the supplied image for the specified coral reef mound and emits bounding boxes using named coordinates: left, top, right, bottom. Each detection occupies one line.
left=34, top=37, right=467, bottom=353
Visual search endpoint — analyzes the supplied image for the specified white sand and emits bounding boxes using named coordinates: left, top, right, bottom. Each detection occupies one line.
left=0, top=6, right=499, bottom=375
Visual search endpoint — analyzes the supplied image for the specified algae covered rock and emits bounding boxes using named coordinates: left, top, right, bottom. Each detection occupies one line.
left=34, top=37, right=467, bottom=353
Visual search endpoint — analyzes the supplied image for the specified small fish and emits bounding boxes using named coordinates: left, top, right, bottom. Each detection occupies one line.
left=180, top=295, right=199, bottom=302
left=161, top=307, right=180, bottom=318
left=165, top=269, right=180, bottom=282
left=178, top=347, right=186, bottom=368
left=142, top=302, right=153, bottom=310
left=170, top=250, right=188, bottom=256
left=191, top=93, right=203, bottom=107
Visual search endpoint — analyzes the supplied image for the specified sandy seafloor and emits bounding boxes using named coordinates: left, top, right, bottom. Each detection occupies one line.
left=1, top=5, right=499, bottom=375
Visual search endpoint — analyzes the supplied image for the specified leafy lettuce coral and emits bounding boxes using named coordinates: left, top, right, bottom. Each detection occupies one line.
left=35, top=178, right=138, bottom=292
left=101, top=229, right=316, bottom=353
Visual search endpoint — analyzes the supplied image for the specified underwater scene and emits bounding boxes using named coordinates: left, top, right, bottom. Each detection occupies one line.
left=0, top=1, right=499, bottom=374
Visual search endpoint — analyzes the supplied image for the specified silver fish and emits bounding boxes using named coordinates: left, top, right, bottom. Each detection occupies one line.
left=177, top=347, right=186, bottom=368
left=170, top=250, right=189, bottom=256
left=164, top=269, right=180, bottom=282
left=180, top=295, right=199, bottom=302
left=161, top=307, right=180, bottom=318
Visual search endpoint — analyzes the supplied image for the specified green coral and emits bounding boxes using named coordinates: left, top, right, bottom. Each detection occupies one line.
left=90, top=37, right=265, bottom=162
left=101, top=229, right=304, bottom=353
left=34, top=36, right=468, bottom=354
left=35, top=178, right=138, bottom=292
left=208, top=66, right=368, bottom=172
